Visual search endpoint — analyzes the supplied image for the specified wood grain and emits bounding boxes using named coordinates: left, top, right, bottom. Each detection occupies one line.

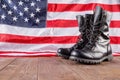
left=0, top=57, right=119, bottom=80
left=0, top=58, right=16, bottom=71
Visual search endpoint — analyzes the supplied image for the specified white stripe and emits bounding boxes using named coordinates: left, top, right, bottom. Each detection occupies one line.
left=111, top=44, right=120, bottom=53
left=0, top=24, right=120, bottom=36
left=47, top=11, right=93, bottom=20
left=0, top=24, right=79, bottom=36
left=110, top=28, right=120, bottom=37
left=0, top=42, right=73, bottom=52
left=48, top=0, right=120, bottom=4
left=47, top=12, right=120, bottom=21
left=0, top=24, right=51, bottom=36
left=0, top=42, right=119, bottom=54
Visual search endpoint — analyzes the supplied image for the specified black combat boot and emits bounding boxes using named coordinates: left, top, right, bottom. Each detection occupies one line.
left=70, top=6, right=113, bottom=64
left=57, top=14, right=93, bottom=59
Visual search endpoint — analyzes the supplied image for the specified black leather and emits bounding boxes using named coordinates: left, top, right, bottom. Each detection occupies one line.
left=70, top=6, right=113, bottom=63
left=57, top=14, right=93, bottom=59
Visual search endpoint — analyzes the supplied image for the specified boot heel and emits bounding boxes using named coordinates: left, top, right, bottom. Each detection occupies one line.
left=106, top=54, right=113, bottom=61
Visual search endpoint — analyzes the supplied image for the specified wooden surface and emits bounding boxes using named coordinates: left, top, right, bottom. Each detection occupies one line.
left=0, top=57, right=120, bottom=80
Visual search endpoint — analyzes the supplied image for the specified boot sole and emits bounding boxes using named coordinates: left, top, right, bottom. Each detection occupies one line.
left=70, top=54, right=113, bottom=64
left=57, top=53, right=70, bottom=59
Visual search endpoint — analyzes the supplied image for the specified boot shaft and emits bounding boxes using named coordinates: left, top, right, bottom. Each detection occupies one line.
left=93, top=6, right=112, bottom=40
left=93, top=6, right=103, bottom=24
left=76, top=14, right=93, bottom=32
left=76, top=14, right=93, bottom=42
left=85, top=6, right=112, bottom=51
left=93, top=6, right=112, bottom=30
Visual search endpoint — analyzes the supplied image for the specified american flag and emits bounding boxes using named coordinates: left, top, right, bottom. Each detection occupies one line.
left=0, top=0, right=120, bottom=56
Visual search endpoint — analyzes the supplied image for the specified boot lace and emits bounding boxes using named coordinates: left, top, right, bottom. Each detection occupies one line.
left=73, top=26, right=87, bottom=49
left=73, top=16, right=93, bottom=49
left=85, top=13, right=107, bottom=49
left=85, top=30, right=101, bottom=49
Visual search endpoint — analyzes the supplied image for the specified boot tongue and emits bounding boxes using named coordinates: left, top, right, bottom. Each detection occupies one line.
left=93, top=6, right=103, bottom=25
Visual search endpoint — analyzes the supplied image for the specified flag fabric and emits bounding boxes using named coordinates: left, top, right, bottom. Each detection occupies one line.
left=0, top=0, right=120, bottom=56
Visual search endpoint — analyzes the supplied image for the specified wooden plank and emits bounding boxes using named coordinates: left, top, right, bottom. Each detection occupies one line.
left=0, top=57, right=119, bottom=80
left=38, top=57, right=84, bottom=80
left=8, top=58, right=38, bottom=80
left=0, top=58, right=16, bottom=71
left=0, top=58, right=38, bottom=80
left=60, top=57, right=120, bottom=80
left=0, top=58, right=26, bottom=80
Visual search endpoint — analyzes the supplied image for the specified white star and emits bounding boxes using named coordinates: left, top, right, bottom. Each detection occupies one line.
left=8, top=10, right=12, bottom=15
left=2, top=4, right=7, bottom=9
left=18, top=1, right=23, bottom=6
left=8, top=0, right=12, bottom=4
left=30, top=13, right=35, bottom=18
left=1, top=14, right=6, bottom=20
left=36, top=8, right=41, bottom=12
left=24, top=18, right=29, bottom=22
left=13, top=6, right=17, bottom=10
left=13, top=16, right=18, bottom=21
left=24, top=7, right=29, bottom=12
left=19, top=12, right=23, bottom=16
left=36, top=18, right=40, bottom=23
left=25, top=0, right=29, bottom=1
left=31, top=2, right=35, bottom=7
left=37, top=0, right=41, bottom=2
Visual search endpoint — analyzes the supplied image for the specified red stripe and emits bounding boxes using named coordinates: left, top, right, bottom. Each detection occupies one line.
left=48, top=3, right=120, bottom=12
left=0, top=51, right=56, bottom=54
left=0, top=52, right=119, bottom=57
left=47, top=20, right=120, bottom=28
left=47, top=20, right=78, bottom=27
left=110, top=21, right=120, bottom=28
left=0, top=34, right=78, bottom=44
left=113, top=53, right=120, bottom=56
left=0, top=34, right=120, bottom=44
left=110, top=36, right=120, bottom=44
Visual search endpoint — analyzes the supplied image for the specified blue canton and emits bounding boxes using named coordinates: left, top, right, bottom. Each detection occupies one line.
left=0, top=0, right=47, bottom=28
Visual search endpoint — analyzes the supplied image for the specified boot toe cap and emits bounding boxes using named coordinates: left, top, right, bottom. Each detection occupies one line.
left=57, top=48, right=62, bottom=53
left=57, top=48, right=64, bottom=54
left=57, top=48, right=70, bottom=55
